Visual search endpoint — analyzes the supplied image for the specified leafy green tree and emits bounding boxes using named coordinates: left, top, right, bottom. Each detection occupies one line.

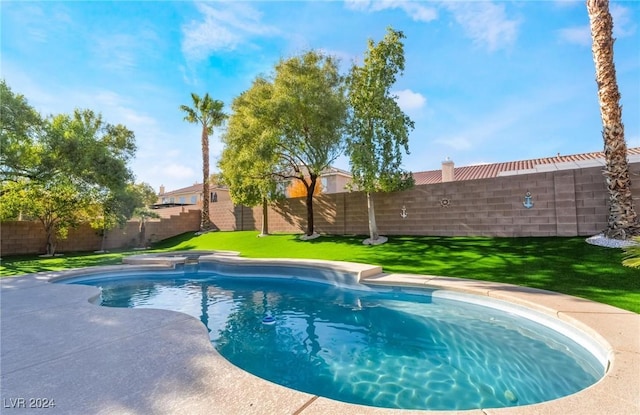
left=208, top=172, right=224, bottom=188
left=1, top=177, right=95, bottom=255
left=0, top=82, right=138, bottom=254
left=88, top=182, right=157, bottom=251
left=129, top=182, right=160, bottom=248
left=0, top=80, right=44, bottom=183
left=86, top=189, right=129, bottom=253
left=271, top=51, right=348, bottom=236
left=44, top=109, right=136, bottom=192
left=180, top=93, right=227, bottom=232
left=219, top=77, right=282, bottom=236
left=0, top=87, right=136, bottom=192
left=346, top=27, right=415, bottom=244
left=132, top=207, right=160, bottom=248
left=221, top=52, right=348, bottom=237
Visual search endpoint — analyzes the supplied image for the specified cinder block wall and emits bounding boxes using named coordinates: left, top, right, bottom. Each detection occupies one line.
left=3, top=163, right=637, bottom=255
left=1, top=209, right=200, bottom=256
left=209, top=162, right=639, bottom=237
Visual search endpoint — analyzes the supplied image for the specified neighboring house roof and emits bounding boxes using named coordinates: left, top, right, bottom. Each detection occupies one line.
left=321, top=166, right=352, bottom=177
left=160, top=183, right=228, bottom=197
left=412, top=147, right=640, bottom=185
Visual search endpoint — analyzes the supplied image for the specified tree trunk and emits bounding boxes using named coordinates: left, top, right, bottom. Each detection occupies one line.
left=587, top=0, right=639, bottom=238
left=367, top=192, right=379, bottom=241
left=46, top=234, right=55, bottom=256
left=305, top=176, right=317, bottom=236
left=138, top=219, right=146, bottom=248
left=44, top=223, right=56, bottom=256
left=260, top=197, right=269, bottom=236
left=201, top=125, right=213, bottom=231
left=100, top=227, right=107, bottom=252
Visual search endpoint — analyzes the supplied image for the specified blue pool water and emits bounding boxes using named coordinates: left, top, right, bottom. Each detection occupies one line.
left=64, top=269, right=604, bottom=411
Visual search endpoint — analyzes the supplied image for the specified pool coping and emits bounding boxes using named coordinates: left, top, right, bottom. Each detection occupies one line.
left=1, top=255, right=638, bottom=414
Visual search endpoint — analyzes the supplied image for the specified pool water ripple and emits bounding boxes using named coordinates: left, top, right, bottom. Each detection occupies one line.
left=71, top=272, right=604, bottom=411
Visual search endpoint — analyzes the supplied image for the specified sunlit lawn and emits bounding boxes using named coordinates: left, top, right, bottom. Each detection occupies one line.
left=2, top=231, right=638, bottom=313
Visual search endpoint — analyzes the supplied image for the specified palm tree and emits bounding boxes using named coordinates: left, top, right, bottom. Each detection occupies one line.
left=587, top=0, right=639, bottom=239
left=180, top=93, right=226, bottom=231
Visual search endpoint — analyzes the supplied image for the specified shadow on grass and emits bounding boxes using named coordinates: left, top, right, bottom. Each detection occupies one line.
left=296, top=235, right=639, bottom=311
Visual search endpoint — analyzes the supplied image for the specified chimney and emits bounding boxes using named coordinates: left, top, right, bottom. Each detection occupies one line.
left=159, top=185, right=165, bottom=195
left=442, top=158, right=454, bottom=182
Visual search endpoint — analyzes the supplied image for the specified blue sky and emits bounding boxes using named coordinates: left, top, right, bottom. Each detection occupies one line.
left=2, top=1, right=639, bottom=193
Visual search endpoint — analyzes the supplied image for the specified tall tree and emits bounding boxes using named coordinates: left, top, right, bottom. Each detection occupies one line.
left=1, top=83, right=140, bottom=254
left=1, top=92, right=136, bottom=193
left=587, top=0, right=639, bottom=238
left=221, top=52, right=347, bottom=238
left=1, top=83, right=138, bottom=254
left=271, top=51, right=348, bottom=237
left=219, top=77, right=282, bottom=236
left=0, top=80, right=44, bottom=183
left=44, top=109, right=136, bottom=191
left=87, top=182, right=158, bottom=251
left=1, top=177, right=95, bottom=256
left=180, top=93, right=227, bottom=232
left=346, top=27, right=415, bottom=245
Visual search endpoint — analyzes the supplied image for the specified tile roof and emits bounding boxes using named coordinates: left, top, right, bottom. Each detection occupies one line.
left=161, top=183, right=227, bottom=196
left=160, top=166, right=352, bottom=195
left=412, top=147, right=640, bottom=185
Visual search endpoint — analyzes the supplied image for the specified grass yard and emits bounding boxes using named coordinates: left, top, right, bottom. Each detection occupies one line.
left=2, top=231, right=638, bottom=313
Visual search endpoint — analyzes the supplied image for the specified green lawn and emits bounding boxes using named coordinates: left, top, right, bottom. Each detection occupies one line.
left=2, top=231, right=638, bottom=313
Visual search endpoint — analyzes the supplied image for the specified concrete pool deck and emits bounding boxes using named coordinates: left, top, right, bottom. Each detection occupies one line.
left=1, top=258, right=638, bottom=415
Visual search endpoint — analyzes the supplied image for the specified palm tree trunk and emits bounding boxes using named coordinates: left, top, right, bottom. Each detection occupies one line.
left=201, top=125, right=212, bottom=231
left=587, top=0, right=639, bottom=238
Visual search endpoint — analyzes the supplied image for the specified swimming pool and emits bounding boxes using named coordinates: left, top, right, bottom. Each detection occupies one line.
left=60, top=257, right=607, bottom=411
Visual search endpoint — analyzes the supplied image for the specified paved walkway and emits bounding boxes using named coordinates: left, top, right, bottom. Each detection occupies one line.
left=1, top=263, right=638, bottom=414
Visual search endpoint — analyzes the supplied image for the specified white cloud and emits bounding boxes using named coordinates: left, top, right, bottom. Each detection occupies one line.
left=394, top=89, right=427, bottom=111
left=435, top=136, right=473, bottom=151
left=611, top=4, right=637, bottom=38
left=182, top=2, right=279, bottom=61
left=431, top=84, right=581, bottom=154
left=164, top=163, right=197, bottom=180
left=558, top=26, right=591, bottom=46
left=345, top=0, right=437, bottom=22
left=91, top=26, right=161, bottom=73
left=90, top=90, right=157, bottom=129
left=136, top=162, right=198, bottom=192
left=559, top=4, right=635, bottom=46
left=317, top=48, right=357, bottom=68
left=443, top=2, right=520, bottom=52
left=5, top=3, right=74, bottom=43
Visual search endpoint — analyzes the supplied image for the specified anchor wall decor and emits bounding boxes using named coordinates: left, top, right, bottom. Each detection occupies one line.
left=523, top=191, right=534, bottom=209
left=401, top=205, right=408, bottom=219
